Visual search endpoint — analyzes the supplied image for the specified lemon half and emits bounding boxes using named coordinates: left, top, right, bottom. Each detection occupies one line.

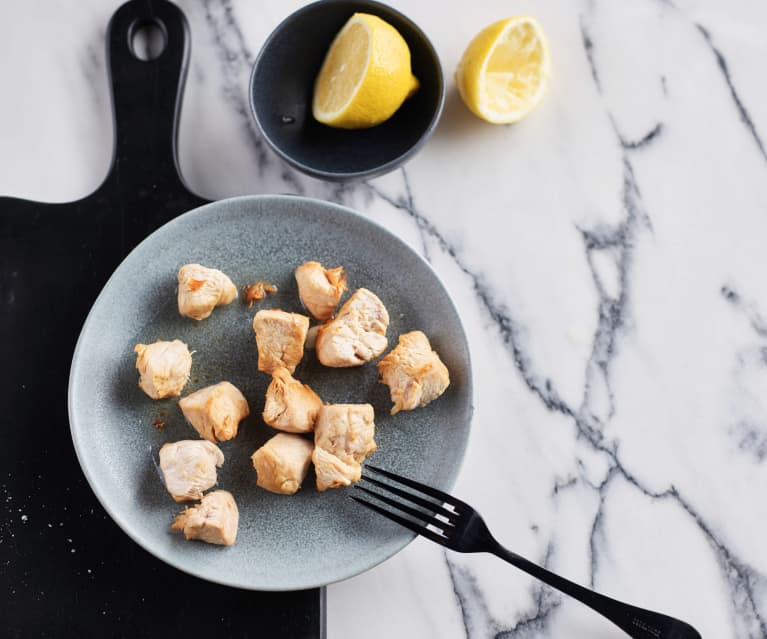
left=312, top=13, right=420, bottom=129
left=456, top=16, right=550, bottom=124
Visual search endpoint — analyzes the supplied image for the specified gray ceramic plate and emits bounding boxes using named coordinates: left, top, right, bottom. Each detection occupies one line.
left=68, top=195, right=472, bottom=591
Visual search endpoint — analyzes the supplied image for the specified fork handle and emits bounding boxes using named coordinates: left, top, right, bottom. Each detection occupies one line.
left=489, top=543, right=701, bottom=639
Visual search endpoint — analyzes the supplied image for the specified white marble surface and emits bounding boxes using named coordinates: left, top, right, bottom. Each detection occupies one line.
left=2, top=0, right=766, bottom=637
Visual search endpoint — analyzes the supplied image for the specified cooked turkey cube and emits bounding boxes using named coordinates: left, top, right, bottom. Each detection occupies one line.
left=294, top=261, right=347, bottom=321
left=179, top=381, right=250, bottom=442
left=313, top=404, right=376, bottom=492
left=314, top=404, right=377, bottom=464
left=312, top=446, right=361, bottom=491
left=263, top=367, right=323, bottom=433
left=377, top=331, right=450, bottom=415
left=171, top=490, right=238, bottom=546
left=159, top=440, right=224, bottom=502
left=177, top=263, right=237, bottom=320
left=315, top=288, right=389, bottom=367
left=251, top=433, right=313, bottom=495
left=252, top=309, right=309, bottom=374
left=133, top=339, right=192, bottom=399
left=305, top=325, right=320, bottom=350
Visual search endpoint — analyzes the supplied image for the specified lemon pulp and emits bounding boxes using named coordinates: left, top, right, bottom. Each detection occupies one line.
left=456, top=16, right=550, bottom=124
left=313, top=13, right=419, bottom=129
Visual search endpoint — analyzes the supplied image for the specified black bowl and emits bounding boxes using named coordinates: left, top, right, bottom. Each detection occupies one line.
left=249, top=0, right=445, bottom=182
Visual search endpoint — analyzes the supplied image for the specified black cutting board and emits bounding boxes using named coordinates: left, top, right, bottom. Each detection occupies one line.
left=0, top=1, right=324, bottom=636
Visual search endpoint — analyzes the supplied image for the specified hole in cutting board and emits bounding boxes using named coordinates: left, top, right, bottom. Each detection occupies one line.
left=129, top=19, right=167, bottom=61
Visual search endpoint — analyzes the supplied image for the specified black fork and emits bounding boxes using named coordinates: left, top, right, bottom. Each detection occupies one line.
left=353, top=466, right=701, bottom=639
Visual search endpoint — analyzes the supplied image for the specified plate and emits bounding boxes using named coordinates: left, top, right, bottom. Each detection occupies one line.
left=68, top=195, right=472, bottom=590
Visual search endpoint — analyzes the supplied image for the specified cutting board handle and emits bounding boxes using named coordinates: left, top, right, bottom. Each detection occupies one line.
left=105, top=0, right=192, bottom=188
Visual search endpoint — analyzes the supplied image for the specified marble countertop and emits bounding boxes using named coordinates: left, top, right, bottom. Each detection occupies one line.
left=2, top=1, right=765, bottom=637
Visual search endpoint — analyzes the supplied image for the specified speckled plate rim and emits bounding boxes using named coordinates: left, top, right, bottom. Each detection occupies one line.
left=67, top=194, right=472, bottom=591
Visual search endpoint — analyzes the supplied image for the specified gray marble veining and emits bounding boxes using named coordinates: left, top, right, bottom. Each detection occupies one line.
left=1, top=0, right=766, bottom=637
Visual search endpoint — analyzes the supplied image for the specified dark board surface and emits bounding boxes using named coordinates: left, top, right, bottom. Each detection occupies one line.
left=0, top=1, right=324, bottom=636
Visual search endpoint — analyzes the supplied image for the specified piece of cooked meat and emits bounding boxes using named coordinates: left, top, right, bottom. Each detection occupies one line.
left=251, top=433, right=313, bottom=495
left=314, top=404, right=377, bottom=464
left=252, top=309, right=309, bottom=374
left=178, top=381, right=250, bottom=442
left=159, top=440, right=224, bottom=502
left=315, top=288, right=389, bottom=367
left=171, top=490, right=238, bottom=546
left=311, top=447, right=361, bottom=490
left=133, top=339, right=192, bottom=399
left=305, top=325, right=320, bottom=350
left=313, top=404, right=376, bottom=491
left=177, top=263, right=237, bottom=320
left=294, top=261, right=348, bottom=321
left=263, top=367, right=322, bottom=433
left=377, top=331, right=450, bottom=415
left=243, top=281, right=278, bottom=308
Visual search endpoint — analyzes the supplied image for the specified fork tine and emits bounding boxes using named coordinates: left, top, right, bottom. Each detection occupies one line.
left=360, top=474, right=459, bottom=521
left=350, top=495, right=449, bottom=546
left=355, top=484, right=455, bottom=529
left=364, top=465, right=470, bottom=513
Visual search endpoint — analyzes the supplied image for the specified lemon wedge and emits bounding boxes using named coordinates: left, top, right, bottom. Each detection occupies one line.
left=312, top=13, right=420, bottom=129
left=455, top=16, right=550, bottom=124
